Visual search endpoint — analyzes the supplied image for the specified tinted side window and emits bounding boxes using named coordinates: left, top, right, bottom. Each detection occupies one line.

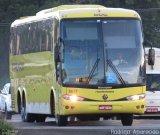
left=13, top=18, right=54, bottom=55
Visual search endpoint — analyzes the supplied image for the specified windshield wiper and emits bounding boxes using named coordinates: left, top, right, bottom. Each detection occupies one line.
left=76, top=58, right=100, bottom=83
left=106, top=59, right=126, bottom=85
left=88, top=58, right=100, bottom=83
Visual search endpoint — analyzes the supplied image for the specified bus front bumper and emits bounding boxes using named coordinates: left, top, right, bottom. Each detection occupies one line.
left=59, top=99, right=145, bottom=115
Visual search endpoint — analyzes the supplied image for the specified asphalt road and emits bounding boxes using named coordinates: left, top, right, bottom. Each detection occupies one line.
left=6, top=115, right=160, bottom=135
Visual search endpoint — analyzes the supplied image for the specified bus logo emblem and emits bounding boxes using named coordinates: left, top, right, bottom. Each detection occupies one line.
left=102, top=94, right=108, bottom=101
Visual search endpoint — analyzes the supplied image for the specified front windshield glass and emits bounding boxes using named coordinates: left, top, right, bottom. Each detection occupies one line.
left=103, top=19, right=145, bottom=85
left=61, top=19, right=144, bottom=87
left=146, top=74, right=160, bottom=91
left=61, top=20, right=104, bottom=85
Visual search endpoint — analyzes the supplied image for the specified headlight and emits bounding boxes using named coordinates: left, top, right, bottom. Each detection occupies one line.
left=63, top=94, right=85, bottom=102
left=126, top=94, right=145, bottom=101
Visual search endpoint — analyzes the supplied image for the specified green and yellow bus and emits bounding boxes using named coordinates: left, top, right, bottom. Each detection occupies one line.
left=10, top=5, right=146, bottom=126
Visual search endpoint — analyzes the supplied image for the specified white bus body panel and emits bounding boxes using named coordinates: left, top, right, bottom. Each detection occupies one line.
left=145, top=47, right=160, bottom=114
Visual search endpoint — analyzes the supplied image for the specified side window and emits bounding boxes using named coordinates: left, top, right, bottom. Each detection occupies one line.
left=10, top=28, right=17, bottom=55
left=15, top=18, right=54, bottom=55
left=54, top=21, right=58, bottom=45
left=42, top=19, right=53, bottom=52
left=16, top=34, right=20, bottom=54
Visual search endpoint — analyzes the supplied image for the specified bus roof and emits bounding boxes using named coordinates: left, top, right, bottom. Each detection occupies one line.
left=11, top=5, right=140, bottom=27
left=36, top=5, right=105, bottom=15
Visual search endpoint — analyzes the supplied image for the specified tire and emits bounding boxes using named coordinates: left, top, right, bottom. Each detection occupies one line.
left=6, top=112, right=12, bottom=120
left=35, top=115, right=46, bottom=123
left=56, top=115, right=67, bottom=126
left=121, top=114, right=133, bottom=126
left=21, top=106, right=35, bottom=122
left=4, top=105, right=12, bottom=120
left=50, top=93, right=55, bottom=116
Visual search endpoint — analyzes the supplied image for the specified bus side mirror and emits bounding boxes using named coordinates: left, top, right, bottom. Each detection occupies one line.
left=148, top=48, right=155, bottom=66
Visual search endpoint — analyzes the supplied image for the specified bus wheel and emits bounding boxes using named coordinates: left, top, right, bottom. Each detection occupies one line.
left=21, top=106, right=34, bottom=122
left=35, top=115, right=46, bottom=122
left=4, top=105, right=12, bottom=120
left=56, top=115, right=67, bottom=126
left=121, top=114, right=133, bottom=126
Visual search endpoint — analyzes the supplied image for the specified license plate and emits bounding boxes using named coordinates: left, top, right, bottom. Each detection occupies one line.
left=99, top=105, right=112, bottom=110
left=146, top=108, right=158, bottom=112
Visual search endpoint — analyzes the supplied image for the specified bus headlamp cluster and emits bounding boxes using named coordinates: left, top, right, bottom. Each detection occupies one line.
left=63, top=94, right=85, bottom=102
left=126, top=94, right=145, bottom=101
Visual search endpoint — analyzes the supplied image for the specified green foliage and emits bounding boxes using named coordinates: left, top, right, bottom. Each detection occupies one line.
left=139, top=10, right=160, bottom=47
left=0, top=115, right=14, bottom=134
left=0, top=0, right=160, bottom=47
left=0, top=0, right=160, bottom=22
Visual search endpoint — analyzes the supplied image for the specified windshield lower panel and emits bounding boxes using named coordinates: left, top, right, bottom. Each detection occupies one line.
left=60, top=18, right=145, bottom=88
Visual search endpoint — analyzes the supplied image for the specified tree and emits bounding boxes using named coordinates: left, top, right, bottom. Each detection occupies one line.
left=0, top=0, right=160, bottom=47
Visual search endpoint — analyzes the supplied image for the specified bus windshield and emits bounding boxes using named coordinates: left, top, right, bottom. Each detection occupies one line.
left=61, top=19, right=145, bottom=87
left=146, top=74, right=160, bottom=91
